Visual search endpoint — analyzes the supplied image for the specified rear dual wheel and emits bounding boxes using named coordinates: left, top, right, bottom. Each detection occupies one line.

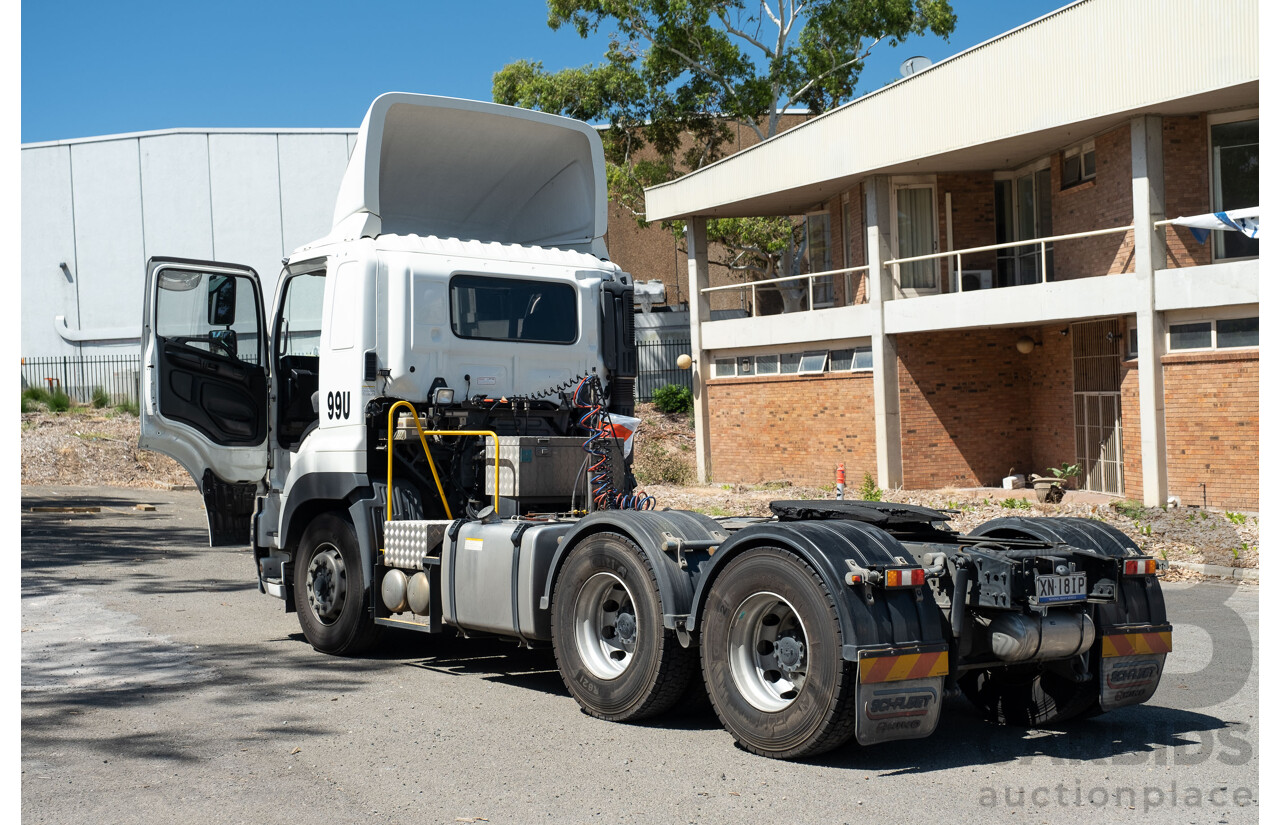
left=700, top=547, right=859, bottom=759
left=551, top=532, right=695, bottom=721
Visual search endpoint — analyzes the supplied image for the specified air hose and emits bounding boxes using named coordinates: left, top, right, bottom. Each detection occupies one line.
left=571, top=375, right=655, bottom=511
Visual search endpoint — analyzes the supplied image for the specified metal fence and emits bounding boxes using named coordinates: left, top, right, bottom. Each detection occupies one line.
left=21, top=354, right=141, bottom=406
left=637, top=338, right=692, bottom=401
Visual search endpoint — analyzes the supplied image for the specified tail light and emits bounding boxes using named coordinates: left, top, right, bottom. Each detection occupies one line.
left=1123, top=559, right=1157, bottom=576
left=884, top=568, right=926, bottom=588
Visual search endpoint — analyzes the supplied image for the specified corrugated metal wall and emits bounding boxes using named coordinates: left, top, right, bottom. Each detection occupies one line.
left=21, top=130, right=357, bottom=357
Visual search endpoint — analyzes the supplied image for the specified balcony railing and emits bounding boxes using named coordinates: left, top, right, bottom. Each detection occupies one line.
left=698, top=209, right=1256, bottom=317
left=700, top=265, right=870, bottom=316
left=884, top=224, right=1135, bottom=296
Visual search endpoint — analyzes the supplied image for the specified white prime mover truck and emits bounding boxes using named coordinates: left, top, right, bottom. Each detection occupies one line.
left=140, top=93, right=1171, bottom=759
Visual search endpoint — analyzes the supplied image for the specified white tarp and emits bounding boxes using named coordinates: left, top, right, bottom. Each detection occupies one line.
left=1167, top=207, right=1259, bottom=243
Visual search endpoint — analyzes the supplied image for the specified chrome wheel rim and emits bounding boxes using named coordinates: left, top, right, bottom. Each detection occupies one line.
left=306, top=544, right=347, bottom=625
left=727, top=591, right=808, bottom=712
left=573, top=572, right=638, bottom=680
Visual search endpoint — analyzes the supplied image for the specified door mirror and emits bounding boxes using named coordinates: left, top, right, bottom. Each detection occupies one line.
left=209, top=328, right=239, bottom=358
left=208, top=275, right=237, bottom=326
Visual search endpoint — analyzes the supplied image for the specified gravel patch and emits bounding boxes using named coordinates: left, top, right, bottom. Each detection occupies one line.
left=21, top=409, right=189, bottom=489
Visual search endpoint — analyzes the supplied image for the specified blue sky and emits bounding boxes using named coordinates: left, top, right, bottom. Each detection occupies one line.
left=22, top=0, right=1068, bottom=143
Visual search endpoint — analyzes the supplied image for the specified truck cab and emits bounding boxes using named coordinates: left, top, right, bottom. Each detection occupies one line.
left=141, top=93, right=635, bottom=548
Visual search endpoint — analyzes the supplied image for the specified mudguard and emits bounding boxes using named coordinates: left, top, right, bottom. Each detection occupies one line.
left=538, top=509, right=725, bottom=628
left=686, top=519, right=947, bottom=659
left=688, top=519, right=949, bottom=746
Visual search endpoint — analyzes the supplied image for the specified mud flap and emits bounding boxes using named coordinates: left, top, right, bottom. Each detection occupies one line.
left=1098, top=627, right=1172, bottom=711
left=854, top=645, right=947, bottom=746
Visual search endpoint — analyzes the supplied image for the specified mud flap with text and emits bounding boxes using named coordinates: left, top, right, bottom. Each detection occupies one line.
left=855, top=645, right=947, bottom=746
left=1098, top=627, right=1171, bottom=711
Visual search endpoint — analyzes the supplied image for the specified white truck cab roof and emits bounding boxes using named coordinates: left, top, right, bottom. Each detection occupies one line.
left=325, top=93, right=609, bottom=257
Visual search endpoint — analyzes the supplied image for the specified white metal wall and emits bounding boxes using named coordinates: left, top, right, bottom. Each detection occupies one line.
left=21, top=129, right=357, bottom=357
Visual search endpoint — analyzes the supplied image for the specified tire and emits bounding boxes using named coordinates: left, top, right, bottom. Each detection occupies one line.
left=293, top=512, right=382, bottom=655
left=959, top=662, right=1098, bottom=726
left=700, top=546, right=859, bottom=759
left=551, top=532, right=694, bottom=722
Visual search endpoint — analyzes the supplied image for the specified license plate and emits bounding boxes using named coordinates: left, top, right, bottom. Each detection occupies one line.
left=1033, top=572, right=1087, bottom=604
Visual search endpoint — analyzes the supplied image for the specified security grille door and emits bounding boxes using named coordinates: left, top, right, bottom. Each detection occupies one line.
left=1072, top=320, right=1124, bottom=495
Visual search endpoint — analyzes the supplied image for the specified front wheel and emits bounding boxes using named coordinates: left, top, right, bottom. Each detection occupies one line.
left=700, top=547, right=859, bottom=759
left=293, top=513, right=381, bottom=655
left=551, top=532, right=694, bottom=721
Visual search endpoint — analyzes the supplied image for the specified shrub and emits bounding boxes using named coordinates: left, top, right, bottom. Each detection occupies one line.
left=633, top=441, right=693, bottom=486
left=857, top=472, right=882, bottom=502
left=47, top=390, right=71, bottom=413
left=651, top=384, right=693, bottom=414
left=115, top=401, right=140, bottom=417
left=90, top=386, right=111, bottom=408
left=1112, top=500, right=1145, bottom=521
left=22, top=387, right=51, bottom=407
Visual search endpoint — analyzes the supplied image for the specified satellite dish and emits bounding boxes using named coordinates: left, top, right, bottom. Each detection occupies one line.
left=899, top=56, right=933, bottom=77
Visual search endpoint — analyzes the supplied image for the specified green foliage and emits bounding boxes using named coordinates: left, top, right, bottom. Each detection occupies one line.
left=856, top=472, right=881, bottom=502
left=47, top=390, right=71, bottom=413
left=1049, top=462, right=1081, bottom=479
left=496, top=1, right=956, bottom=275
left=651, top=383, right=693, bottom=414
left=115, top=401, right=140, bottom=417
left=1225, top=511, right=1246, bottom=525
left=22, top=387, right=51, bottom=407
left=1112, top=500, right=1146, bottom=521
left=999, top=498, right=1030, bottom=510
left=90, top=386, right=111, bottom=408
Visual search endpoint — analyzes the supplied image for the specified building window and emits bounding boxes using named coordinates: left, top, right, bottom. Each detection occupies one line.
left=712, top=346, right=873, bottom=378
left=830, top=347, right=873, bottom=371
left=804, top=212, right=834, bottom=307
left=1061, top=139, right=1096, bottom=188
left=891, top=179, right=939, bottom=294
left=1126, top=326, right=1138, bottom=359
left=995, top=159, right=1054, bottom=286
left=798, top=350, right=828, bottom=374
left=1210, top=118, right=1259, bottom=261
left=1215, top=317, right=1259, bottom=348
left=1168, top=317, right=1258, bottom=351
left=1169, top=322, right=1212, bottom=350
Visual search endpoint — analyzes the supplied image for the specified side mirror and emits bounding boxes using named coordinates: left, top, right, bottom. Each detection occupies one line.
left=208, top=275, right=237, bottom=326
left=209, top=329, right=239, bottom=358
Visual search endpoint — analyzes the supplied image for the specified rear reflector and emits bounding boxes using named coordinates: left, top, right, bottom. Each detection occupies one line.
left=1101, top=630, right=1172, bottom=658
left=1123, top=559, right=1157, bottom=576
left=884, top=568, right=926, bottom=588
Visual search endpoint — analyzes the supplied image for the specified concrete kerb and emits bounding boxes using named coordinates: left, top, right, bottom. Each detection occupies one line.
left=1167, top=560, right=1258, bottom=581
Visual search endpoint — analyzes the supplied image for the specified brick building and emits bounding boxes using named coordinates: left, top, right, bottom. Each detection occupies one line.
left=644, top=0, right=1260, bottom=510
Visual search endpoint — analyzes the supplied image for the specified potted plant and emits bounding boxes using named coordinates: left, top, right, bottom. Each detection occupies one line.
left=1031, top=463, right=1081, bottom=503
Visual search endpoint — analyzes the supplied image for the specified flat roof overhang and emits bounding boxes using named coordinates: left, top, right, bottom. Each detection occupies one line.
left=644, top=0, right=1259, bottom=220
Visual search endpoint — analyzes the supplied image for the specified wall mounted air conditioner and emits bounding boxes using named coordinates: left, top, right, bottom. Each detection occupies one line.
left=959, top=269, right=993, bottom=292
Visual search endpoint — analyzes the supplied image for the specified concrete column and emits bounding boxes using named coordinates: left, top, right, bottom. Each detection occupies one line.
left=864, top=176, right=903, bottom=489
left=685, top=216, right=713, bottom=483
left=1131, top=115, right=1169, bottom=507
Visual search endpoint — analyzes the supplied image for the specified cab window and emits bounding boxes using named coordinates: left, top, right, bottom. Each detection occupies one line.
left=155, top=268, right=262, bottom=364
left=449, top=274, right=577, bottom=344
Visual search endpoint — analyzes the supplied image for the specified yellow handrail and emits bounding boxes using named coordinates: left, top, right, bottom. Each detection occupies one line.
left=384, top=400, right=500, bottom=522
